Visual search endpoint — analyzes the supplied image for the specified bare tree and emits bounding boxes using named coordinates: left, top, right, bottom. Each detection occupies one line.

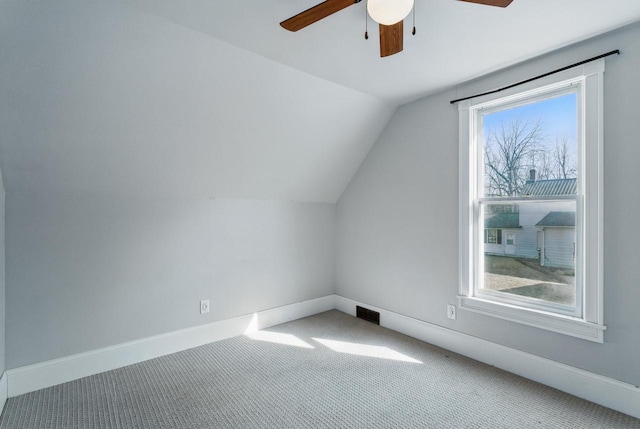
left=528, top=147, right=553, bottom=181
left=484, top=120, right=578, bottom=197
left=553, top=136, right=577, bottom=179
left=484, top=119, right=544, bottom=197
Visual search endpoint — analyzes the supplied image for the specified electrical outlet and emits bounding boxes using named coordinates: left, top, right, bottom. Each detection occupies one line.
left=447, top=304, right=456, bottom=320
left=200, top=299, right=210, bottom=314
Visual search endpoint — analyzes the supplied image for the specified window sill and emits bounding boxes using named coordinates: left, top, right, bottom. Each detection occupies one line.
left=457, top=296, right=605, bottom=343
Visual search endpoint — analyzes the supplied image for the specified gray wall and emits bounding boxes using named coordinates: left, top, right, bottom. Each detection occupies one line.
left=6, top=194, right=335, bottom=368
left=0, top=0, right=394, bottom=203
left=1, top=0, right=378, bottom=370
left=0, top=173, right=4, bottom=374
left=336, top=23, right=640, bottom=386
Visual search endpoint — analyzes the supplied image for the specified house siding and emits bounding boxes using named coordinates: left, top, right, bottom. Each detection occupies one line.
left=484, top=242, right=504, bottom=254
left=542, top=228, right=575, bottom=269
left=483, top=201, right=575, bottom=263
left=516, top=206, right=551, bottom=259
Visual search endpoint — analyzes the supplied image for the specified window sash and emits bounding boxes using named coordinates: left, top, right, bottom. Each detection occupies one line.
left=474, top=197, right=582, bottom=318
left=475, top=86, right=582, bottom=200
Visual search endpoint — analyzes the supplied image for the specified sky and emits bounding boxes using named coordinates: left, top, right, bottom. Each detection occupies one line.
left=482, top=92, right=578, bottom=149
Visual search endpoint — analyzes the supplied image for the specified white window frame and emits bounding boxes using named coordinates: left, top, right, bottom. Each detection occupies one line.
left=458, top=60, right=605, bottom=342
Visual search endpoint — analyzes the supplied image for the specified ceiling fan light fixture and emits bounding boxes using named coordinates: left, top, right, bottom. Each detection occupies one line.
left=367, top=0, right=414, bottom=25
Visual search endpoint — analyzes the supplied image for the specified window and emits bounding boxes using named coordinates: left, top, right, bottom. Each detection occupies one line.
left=484, top=229, right=502, bottom=244
left=458, top=60, right=605, bottom=342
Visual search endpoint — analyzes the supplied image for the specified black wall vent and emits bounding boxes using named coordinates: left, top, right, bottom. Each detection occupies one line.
left=356, top=306, right=380, bottom=325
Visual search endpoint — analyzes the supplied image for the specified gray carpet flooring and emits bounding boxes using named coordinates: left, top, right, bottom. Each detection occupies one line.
left=1, top=310, right=639, bottom=428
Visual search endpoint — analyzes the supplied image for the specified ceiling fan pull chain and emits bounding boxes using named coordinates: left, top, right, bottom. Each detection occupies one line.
left=364, top=0, right=369, bottom=39
left=412, top=2, right=416, bottom=35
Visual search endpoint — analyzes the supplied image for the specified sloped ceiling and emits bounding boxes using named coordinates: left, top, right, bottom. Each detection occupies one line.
left=0, top=0, right=395, bottom=203
left=116, top=0, right=640, bottom=104
left=2, top=0, right=640, bottom=202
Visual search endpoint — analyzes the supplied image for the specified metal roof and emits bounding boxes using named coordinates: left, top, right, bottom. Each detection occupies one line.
left=536, top=212, right=576, bottom=227
left=521, top=178, right=576, bottom=196
left=485, top=213, right=521, bottom=229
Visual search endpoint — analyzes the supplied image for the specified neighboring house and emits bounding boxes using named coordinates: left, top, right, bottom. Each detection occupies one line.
left=484, top=210, right=523, bottom=257
left=484, top=173, right=576, bottom=269
left=536, top=211, right=576, bottom=269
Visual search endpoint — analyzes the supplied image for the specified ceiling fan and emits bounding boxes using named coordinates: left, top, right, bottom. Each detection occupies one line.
left=280, top=0, right=513, bottom=57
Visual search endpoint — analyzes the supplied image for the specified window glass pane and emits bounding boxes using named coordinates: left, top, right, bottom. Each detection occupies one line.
left=480, top=92, right=578, bottom=198
left=481, top=200, right=576, bottom=307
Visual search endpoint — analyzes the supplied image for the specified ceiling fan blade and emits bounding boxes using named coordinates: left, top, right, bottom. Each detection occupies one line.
left=379, top=21, right=403, bottom=58
left=280, top=0, right=359, bottom=32
left=457, top=0, right=513, bottom=7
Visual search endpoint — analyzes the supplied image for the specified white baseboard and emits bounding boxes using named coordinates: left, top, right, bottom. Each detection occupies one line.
left=6, top=295, right=336, bottom=397
left=0, top=372, right=7, bottom=416
left=335, top=295, right=640, bottom=420
left=6, top=293, right=639, bottom=421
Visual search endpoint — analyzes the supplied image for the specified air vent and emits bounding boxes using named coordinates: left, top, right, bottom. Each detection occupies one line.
left=356, top=306, right=380, bottom=325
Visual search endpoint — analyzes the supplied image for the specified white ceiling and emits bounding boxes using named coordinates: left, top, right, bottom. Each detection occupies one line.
left=1, top=0, right=639, bottom=203
left=115, top=0, right=640, bottom=104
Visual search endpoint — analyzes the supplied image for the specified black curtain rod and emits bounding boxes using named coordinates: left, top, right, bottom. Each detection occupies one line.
left=449, top=49, right=620, bottom=105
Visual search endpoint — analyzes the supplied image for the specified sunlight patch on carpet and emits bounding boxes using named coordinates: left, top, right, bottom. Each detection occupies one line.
left=246, top=331, right=315, bottom=348
left=313, top=338, right=422, bottom=363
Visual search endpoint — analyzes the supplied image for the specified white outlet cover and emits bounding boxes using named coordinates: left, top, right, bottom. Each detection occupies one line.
left=200, top=299, right=210, bottom=314
left=447, top=304, right=456, bottom=320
